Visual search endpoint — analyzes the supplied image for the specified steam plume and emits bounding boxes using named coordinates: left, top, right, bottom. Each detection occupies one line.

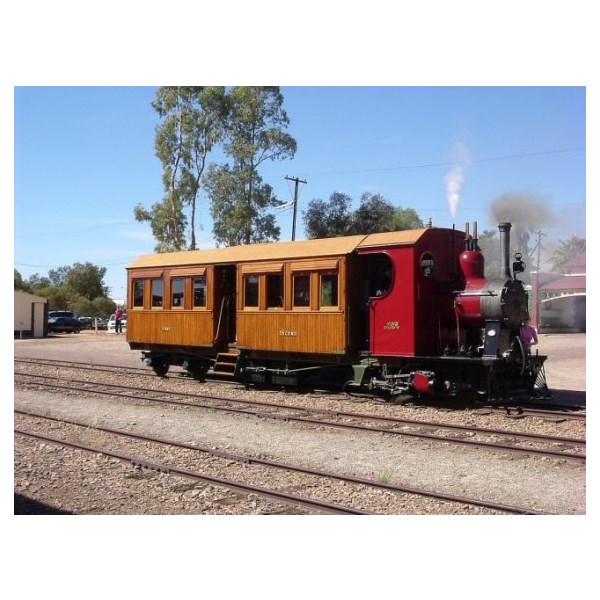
left=444, top=141, right=471, bottom=218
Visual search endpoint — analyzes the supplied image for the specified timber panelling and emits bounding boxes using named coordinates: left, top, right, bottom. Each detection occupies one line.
left=237, top=311, right=346, bottom=353
left=127, top=310, right=215, bottom=346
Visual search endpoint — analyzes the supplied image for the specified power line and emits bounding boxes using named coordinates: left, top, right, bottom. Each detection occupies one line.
left=301, top=146, right=585, bottom=177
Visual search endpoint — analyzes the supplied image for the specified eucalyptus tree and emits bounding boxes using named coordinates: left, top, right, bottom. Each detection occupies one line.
left=303, top=192, right=353, bottom=239
left=66, top=262, right=109, bottom=300
left=389, top=206, right=424, bottom=230
left=135, top=86, right=227, bottom=251
left=349, top=192, right=396, bottom=234
left=14, top=269, right=32, bottom=292
left=205, top=86, right=297, bottom=246
left=303, top=191, right=423, bottom=238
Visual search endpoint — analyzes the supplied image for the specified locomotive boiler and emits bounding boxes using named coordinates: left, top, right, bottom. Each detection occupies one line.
left=126, top=221, right=549, bottom=403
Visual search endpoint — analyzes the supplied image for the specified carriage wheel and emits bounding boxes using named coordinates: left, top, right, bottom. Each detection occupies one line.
left=152, top=361, right=169, bottom=377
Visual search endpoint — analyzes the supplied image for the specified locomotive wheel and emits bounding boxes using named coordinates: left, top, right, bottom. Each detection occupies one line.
left=152, top=361, right=169, bottom=377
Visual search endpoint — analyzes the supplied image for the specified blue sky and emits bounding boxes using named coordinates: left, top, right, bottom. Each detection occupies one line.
left=13, top=86, right=585, bottom=302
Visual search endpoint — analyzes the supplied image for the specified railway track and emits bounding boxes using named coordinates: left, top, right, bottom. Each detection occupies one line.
left=15, top=356, right=586, bottom=418
left=15, top=370, right=586, bottom=462
left=15, top=410, right=547, bottom=515
left=14, top=356, right=586, bottom=514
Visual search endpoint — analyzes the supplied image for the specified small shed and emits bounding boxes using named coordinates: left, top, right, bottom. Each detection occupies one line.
left=14, top=290, right=48, bottom=338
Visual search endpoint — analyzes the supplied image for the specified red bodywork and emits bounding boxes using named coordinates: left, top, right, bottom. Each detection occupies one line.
left=360, top=227, right=466, bottom=358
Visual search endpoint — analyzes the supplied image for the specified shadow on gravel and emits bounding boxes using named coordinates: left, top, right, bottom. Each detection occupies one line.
left=546, top=389, right=586, bottom=409
left=14, top=493, right=72, bottom=515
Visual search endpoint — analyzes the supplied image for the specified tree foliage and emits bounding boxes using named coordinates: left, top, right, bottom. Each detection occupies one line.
left=135, top=86, right=228, bottom=252
left=15, top=263, right=114, bottom=316
left=204, top=164, right=280, bottom=246
left=205, top=86, right=297, bottom=246
left=549, top=236, right=586, bottom=273
left=14, top=269, right=31, bottom=292
left=303, top=192, right=353, bottom=239
left=348, top=193, right=396, bottom=234
left=66, top=262, right=109, bottom=300
left=303, top=191, right=423, bottom=238
left=137, top=86, right=297, bottom=250
left=389, top=206, right=424, bottom=231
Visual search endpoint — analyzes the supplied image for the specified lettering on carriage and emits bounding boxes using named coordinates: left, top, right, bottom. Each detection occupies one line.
left=383, top=321, right=400, bottom=330
left=279, top=330, right=298, bottom=337
left=161, top=326, right=171, bottom=332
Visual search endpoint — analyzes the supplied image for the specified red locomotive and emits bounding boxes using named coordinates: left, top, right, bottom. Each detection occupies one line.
left=126, top=221, right=549, bottom=403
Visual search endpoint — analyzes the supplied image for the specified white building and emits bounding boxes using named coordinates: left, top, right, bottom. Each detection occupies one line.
left=14, top=290, right=48, bottom=338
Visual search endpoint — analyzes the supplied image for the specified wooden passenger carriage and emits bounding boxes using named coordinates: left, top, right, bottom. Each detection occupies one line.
left=126, top=226, right=465, bottom=381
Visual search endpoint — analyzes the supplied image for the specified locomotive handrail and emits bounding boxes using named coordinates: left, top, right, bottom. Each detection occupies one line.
left=452, top=290, right=497, bottom=297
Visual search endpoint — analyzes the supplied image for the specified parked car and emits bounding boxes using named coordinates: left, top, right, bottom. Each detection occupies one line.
left=107, top=313, right=127, bottom=332
left=47, top=316, right=82, bottom=334
left=78, top=317, right=94, bottom=330
left=95, top=317, right=108, bottom=330
left=48, top=310, right=79, bottom=319
left=78, top=316, right=107, bottom=330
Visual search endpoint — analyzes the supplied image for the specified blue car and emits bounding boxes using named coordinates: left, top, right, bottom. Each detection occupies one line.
left=47, top=316, right=82, bottom=334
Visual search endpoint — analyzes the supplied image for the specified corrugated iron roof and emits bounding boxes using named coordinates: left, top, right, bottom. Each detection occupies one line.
left=540, top=274, right=586, bottom=292
left=128, top=229, right=431, bottom=270
left=564, top=253, right=586, bottom=270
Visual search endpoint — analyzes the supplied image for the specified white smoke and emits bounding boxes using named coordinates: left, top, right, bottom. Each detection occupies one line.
left=444, top=141, right=471, bottom=218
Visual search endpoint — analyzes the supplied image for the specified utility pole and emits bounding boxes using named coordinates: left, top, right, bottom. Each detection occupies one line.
left=285, top=175, right=307, bottom=241
left=531, top=230, right=546, bottom=330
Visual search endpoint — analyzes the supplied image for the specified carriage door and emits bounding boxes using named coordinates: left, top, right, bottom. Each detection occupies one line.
left=214, top=265, right=237, bottom=344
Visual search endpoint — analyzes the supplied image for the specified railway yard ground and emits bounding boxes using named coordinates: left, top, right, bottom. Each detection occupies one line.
left=9, top=330, right=592, bottom=597
left=12, top=330, right=587, bottom=514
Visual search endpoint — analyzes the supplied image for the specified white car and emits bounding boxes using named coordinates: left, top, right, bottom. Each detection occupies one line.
left=107, top=313, right=127, bottom=332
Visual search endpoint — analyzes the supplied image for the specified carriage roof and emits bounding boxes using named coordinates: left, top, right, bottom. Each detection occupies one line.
left=127, top=228, right=434, bottom=270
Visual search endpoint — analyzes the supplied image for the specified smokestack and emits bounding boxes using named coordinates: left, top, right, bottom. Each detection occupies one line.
left=498, top=222, right=512, bottom=279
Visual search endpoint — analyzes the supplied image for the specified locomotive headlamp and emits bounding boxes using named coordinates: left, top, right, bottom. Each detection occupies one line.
left=512, top=252, right=525, bottom=275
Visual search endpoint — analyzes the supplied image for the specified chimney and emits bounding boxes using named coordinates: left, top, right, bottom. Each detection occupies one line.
left=498, top=222, right=512, bottom=279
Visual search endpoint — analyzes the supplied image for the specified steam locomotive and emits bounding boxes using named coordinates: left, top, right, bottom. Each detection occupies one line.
left=126, top=221, right=549, bottom=403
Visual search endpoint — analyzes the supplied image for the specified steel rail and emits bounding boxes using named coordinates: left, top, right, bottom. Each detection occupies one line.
left=16, top=357, right=586, bottom=413
left=15, top=373, right=586, bottom=462
left=15, top=370, right=585, bottom=444
left=14, top=426, right=368, bottom=515
left=16, top=409, right=548, bottom=515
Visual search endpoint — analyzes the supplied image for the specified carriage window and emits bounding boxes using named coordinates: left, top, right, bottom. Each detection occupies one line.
left=151, top=279, right=164, bottom=307
left=244, top=275, right=259, bottom=307
left=171, top=277, right=184, bottom=307
left=193, top=276, right=206, bottom=307
left=320, top=273, right=338, bottom=307
left=267, top=273, right=284, bottom=308
left=133, top=280, right=144, bottom=307
left=293, top=274, right=310, bottom=307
